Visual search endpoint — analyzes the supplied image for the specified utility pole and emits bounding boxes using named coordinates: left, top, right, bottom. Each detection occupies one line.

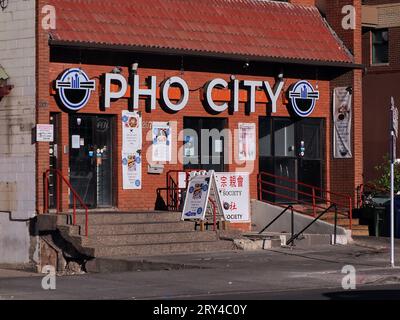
left=390, top=96, right=397, bottom=268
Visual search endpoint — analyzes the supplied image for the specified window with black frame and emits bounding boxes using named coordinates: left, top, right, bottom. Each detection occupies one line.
left=372, top=29, right=389, bottom=65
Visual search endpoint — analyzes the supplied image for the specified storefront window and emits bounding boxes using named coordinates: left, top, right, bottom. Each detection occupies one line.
left=372, top=29, right=389, bottom=65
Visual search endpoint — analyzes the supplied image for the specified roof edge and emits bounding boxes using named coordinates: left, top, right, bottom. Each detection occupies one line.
left=49, top=40, right=363, bottom=70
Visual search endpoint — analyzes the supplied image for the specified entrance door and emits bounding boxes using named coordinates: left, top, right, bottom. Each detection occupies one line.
left=183, top=117, right=227, bottom=172
left=69, top=115, right=114, bottom=208
left=259, top=117, right=324, bottom=203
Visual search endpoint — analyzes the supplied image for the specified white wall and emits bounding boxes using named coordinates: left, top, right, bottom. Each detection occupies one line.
left=0, top=0, right=37, bottom=264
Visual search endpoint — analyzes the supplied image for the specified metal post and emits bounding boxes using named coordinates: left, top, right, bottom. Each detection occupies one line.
left=312, top=188, right=316, bottom=217
left=391, top=153, right=395, bottom=268
left=390, top=97, right=397, bottom=268
left=334, top=205, right=337, bottom=245
left=291, top=206, right=294, bottom=247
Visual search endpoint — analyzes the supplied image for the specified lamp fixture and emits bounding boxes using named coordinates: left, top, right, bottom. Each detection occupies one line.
left=111, top=66, right=122, bottom=74
left=131, top=62, right=139, bottom=74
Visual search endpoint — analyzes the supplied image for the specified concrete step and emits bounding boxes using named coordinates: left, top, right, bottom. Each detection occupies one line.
left=351, top=225, right=370, bottom=236
left=322, top=218, right=360, bottom=227
left=57, top=211, right=182, bottom=225
left=91, top=240, right=235, bottom=257
left=81, top=231, right=218, bottom=246
left=87, top=221, right=195, bottom=236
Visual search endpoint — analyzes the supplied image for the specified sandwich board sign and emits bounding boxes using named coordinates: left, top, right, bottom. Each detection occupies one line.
left=181, top=170, right=223, bottom=221
left=214, top=172, right=250, bottom=223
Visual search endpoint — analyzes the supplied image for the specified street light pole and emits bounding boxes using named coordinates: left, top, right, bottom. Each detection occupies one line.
left=390, top=97, right=397, bottom=268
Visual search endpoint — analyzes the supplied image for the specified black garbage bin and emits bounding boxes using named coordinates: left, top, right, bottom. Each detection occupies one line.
left=394, top=196, right=400, bottom=238
left=384, top=196, right=400, bottom=238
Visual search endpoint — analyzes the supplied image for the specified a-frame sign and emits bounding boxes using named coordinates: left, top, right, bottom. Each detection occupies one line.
left=181, top=170, right=224, bottom=222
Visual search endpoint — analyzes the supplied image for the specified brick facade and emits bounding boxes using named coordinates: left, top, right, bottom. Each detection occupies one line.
left=362, top=1, right=400, bottom=183
left=35, top=0, right=364, bottom=232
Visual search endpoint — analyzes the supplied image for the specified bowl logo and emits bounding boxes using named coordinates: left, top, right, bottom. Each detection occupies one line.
left=288, top=80, right=320, bottom=117
left=55, top=68, right=96, bottom=111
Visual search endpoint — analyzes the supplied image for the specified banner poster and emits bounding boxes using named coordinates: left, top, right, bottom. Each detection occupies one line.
left=333, top=87, right=352, bottom=158
left=238, top=123, right=256, bottom=161
left=122, top=151, right=142, bottom=189
left=152, top=122, right=171, bottom=162
left=122, top=111, right=142, bottom=152
left=181, top=172, right=213, bottom=220
left=215, top=173, right=250, bottom=222
left=122, top=111, right=142, bottom=189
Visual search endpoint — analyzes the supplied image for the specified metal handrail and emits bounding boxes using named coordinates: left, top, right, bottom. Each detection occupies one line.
left=44, top=169, right=89, bottom=237
left=166, top=170, right=192, bottom=211
left=260, top=171, right=351, bottom=202
left=286, top=204, right=338, bottom=246
left=258, top=205, right=295, bottom=246
left=258, top=171, right=352, bottom=229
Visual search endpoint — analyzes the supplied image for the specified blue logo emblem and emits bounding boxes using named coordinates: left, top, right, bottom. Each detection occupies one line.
left=197, top=208, right=203, bottom=215
left=189, top=186, right=195, bottom=193
left=202, top=184, right=208, bottom=192
left=289, top=80, right=320, bottom=117
left=135, top=180, right=141, bottom=187
left=56, top=68, right=96, bottom=111
left=184, top=211, right=196, bottom=217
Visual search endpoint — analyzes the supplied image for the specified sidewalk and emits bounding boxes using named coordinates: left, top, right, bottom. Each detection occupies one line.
left=0, top=237, right=399, bottom=299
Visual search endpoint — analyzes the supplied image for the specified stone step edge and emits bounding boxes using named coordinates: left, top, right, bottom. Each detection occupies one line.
left=87, top=239, right=230, bottom=249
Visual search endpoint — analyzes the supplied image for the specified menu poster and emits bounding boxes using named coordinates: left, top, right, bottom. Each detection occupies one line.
left=122, top=111, right=142, bottom=189
left=152, top=122, right=171, bottom=162
left=238, top=123, right=256, bottom=161
left=122, top=151, right=142, bottom=189
left=122, top=111, right=142, bottom=152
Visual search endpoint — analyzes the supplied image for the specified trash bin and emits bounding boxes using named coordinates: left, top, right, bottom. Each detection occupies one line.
left=383, top=196, right=400, bottom=238
left=373, top=206, right=387, bottom=237
left=394, top=196, right=400, bottom=238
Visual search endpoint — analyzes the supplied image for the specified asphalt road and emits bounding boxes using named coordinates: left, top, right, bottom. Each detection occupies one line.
left=0, top=238, right=399, bottom=300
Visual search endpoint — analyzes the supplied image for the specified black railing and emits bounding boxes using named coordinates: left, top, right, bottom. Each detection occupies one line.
left=286, top=204, right=338, bottom=246
left=258, top=205, right=295, bottom=246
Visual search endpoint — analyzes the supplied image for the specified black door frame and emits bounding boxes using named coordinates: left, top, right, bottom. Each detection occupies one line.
left=259, top=116, right=325, bottom=202
left=68, top=114, right=116, bottom=209
left=183, top=116, right=228, bottom=172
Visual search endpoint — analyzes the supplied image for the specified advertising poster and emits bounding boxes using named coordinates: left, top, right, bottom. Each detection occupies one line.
left=238, top=123, right=256, bottom=161
left=333, top=87, right=352, bottom=158
left=215, top=173, right=250, bottom=223
left=152, top=122, right=171, bottom=162
left=181, top=173, right=212, bottom=220
left=36, top=124, right=54, bottom=142
left=122, top=111, right=142, bottom=152
left=122, top=151, right=142, bottom=189
left=122, top=111, right=142, bottom=189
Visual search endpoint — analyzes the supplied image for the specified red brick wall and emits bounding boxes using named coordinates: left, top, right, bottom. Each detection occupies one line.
left=35, top=0, right=363, bottom=232
left=36, top=0, right=51, bottom=214
left=44, top=62, right=332, bottom=214
left=324, top=0, right=364, bottom=203
left=362, top=26, right=400, bottom=182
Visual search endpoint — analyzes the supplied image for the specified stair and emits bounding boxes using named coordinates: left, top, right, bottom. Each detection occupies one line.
left=292, top=204, right=370, bottom=236
left=56, top=211, right=235, bottom=258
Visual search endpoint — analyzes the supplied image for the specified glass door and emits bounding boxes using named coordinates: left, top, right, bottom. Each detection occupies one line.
left=259, top=117, right=324, bottom=204
left=69, top=115, right=114, bottom=208
left=297, top=118, right=324, bottom=201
